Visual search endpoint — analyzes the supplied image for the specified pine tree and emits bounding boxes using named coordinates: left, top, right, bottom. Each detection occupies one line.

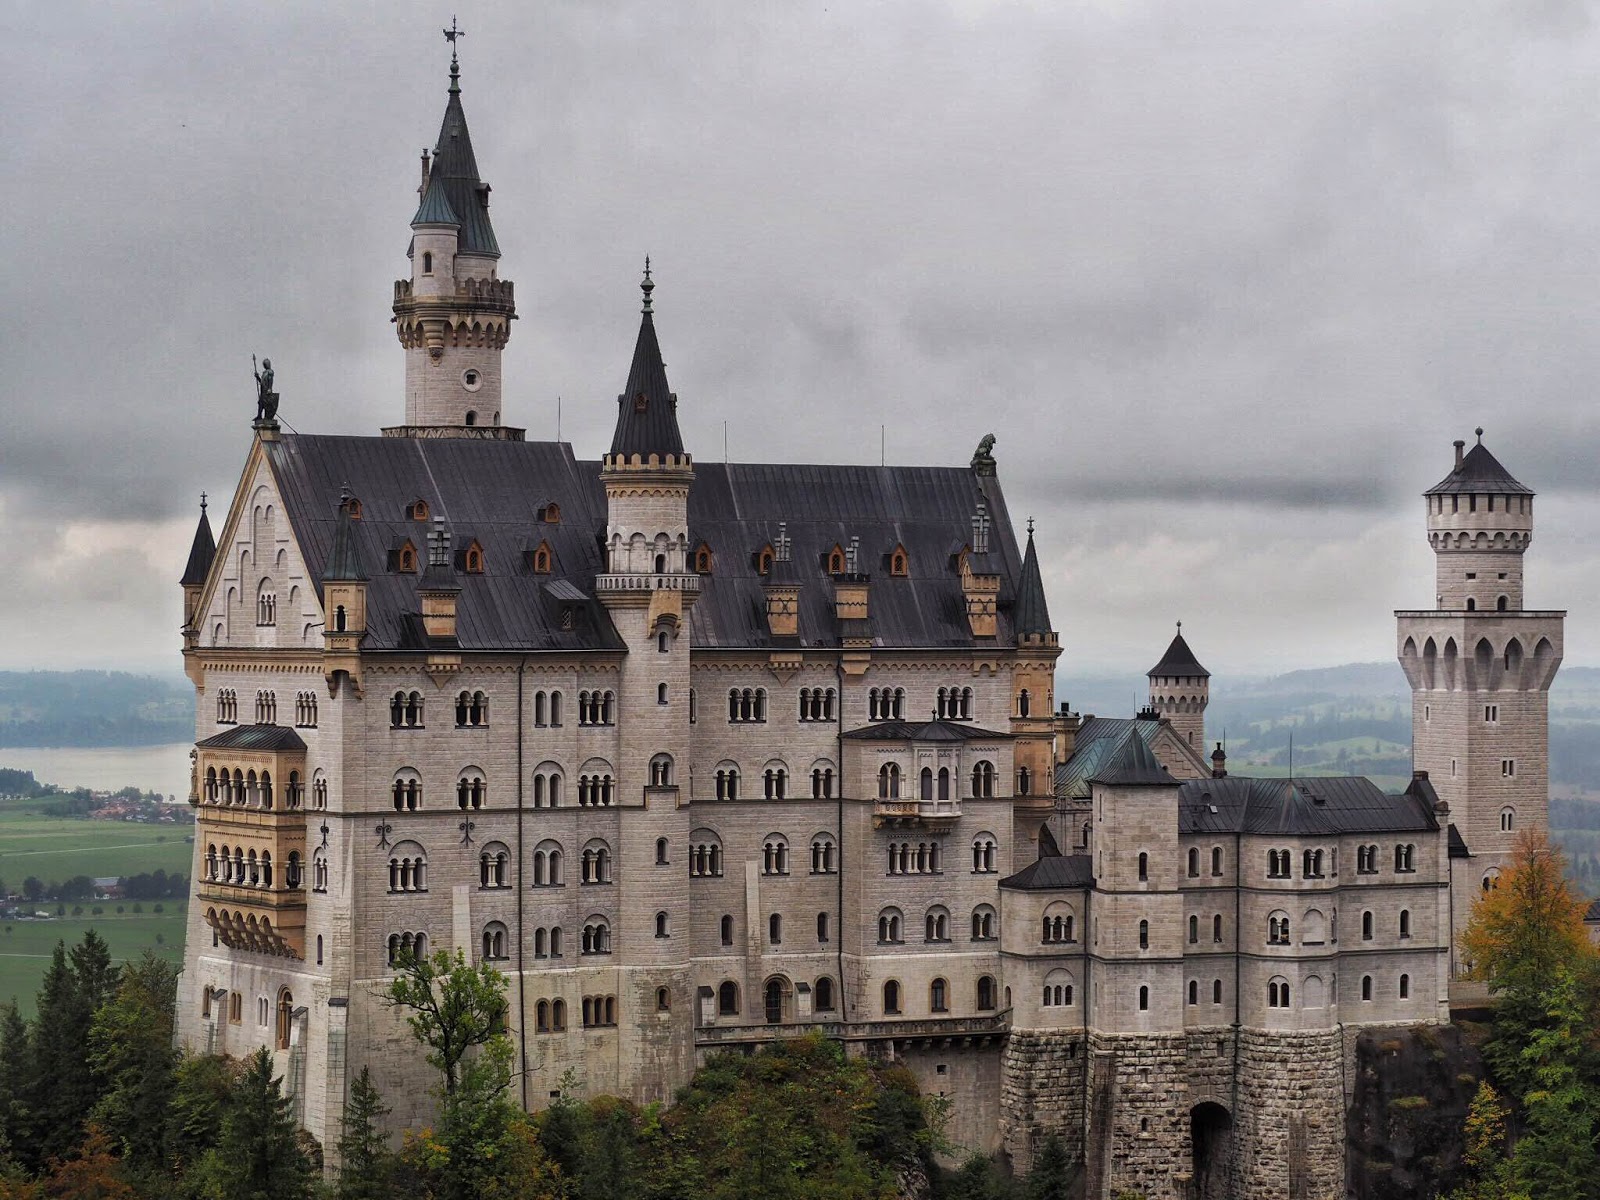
left=88, top=952, right=177, bottom=1175
left=194, top=1049, right=313, bottom=1200
left=0, top=1005, right=30, bottom=1167
left=25, top=944, right=82, bottom=1168
left=333, top=1068, right=395, bottom=1200
left=1025, top=1134, right=1073, bottom=1200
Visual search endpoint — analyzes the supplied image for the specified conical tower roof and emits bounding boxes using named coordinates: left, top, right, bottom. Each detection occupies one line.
left=1149, top=626, right=1209, bottom=679
left=1425, top=430, right=1533, bottom=496
left=411, top=55, right=499, bottom=257
left=322, top=495, right=368, bottom=582
left=609, top=262, right=685, bottom=459
left=1014, top=522, right=1052, bottom=636
left=180, top=497, right=216, bottom=587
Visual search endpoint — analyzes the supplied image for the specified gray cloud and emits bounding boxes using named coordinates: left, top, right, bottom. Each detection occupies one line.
left=1, top=0, right=1596, bottom=676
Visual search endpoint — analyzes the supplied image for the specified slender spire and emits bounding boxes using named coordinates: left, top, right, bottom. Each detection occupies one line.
left=1013, top=522, right=1053, bottom=636
left=608, top=261, right=686, bottom=459
left=410, top=22, right=498, bottom=256
left=180, top=494, right=216, bottom=587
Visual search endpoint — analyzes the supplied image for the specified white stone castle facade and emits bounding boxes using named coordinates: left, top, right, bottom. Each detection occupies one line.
left=174, top=56, right=1564, bottom=1200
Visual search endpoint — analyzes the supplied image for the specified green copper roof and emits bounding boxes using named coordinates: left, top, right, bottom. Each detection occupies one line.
left=321, top=499, right=368, bottom=582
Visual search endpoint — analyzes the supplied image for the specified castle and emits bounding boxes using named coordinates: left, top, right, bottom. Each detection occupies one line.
left=174, top=51, right=1565, bottom=1200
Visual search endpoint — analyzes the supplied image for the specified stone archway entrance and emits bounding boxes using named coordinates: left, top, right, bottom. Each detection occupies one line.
left=1190, top=1101, right=1232, bottom=1200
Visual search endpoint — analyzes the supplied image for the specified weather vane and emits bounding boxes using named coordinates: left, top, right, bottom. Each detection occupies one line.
left=444, top=16, right=464, bottom=57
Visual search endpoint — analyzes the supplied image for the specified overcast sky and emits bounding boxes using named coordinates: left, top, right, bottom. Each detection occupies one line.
left=3, top=0, right=1596, bottom=683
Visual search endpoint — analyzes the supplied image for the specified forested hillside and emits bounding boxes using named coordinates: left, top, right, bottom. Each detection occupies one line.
left=0, top=672, right=190, bottom=747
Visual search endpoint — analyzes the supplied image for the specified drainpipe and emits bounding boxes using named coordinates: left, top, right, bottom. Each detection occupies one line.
left=1082, top=885, right=1092, bottom=1168
left=835, top=660, right=846, bottom=1022
left=515, top=656, right=529, bottom=1109
left=1230, top=828, right=1242, bottom=1197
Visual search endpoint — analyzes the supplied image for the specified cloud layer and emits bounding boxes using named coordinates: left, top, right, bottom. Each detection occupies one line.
left=2, top=0, right=1595, bottom=679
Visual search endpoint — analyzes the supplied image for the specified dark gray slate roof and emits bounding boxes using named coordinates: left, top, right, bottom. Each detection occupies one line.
left=609, top=274, right=684, bottom=458
left=1149, top=628, right=1209, bottom=678
left=1585, top=898, right=1600, bottom=924
left=265, top=435, right=623, bottom=653
left=181, top=503, right=216, bottom=587
left=1426, top=437, right=1532, bottom=496
left=1176, top=775, right=1440, bottom=837
left=1002, top=852, right=1094, bottom=891
left=842, top=720, right=1010, bottom=742
left=1055, top=717, right=1165, bottom=800
left=1448, top=824, right=1471, bottom=858
left=1091, top=733, right=1176, bottom=787
left=260, top=434, right=1026, bottom=654
left=686, top=462, right=1026, bottom=649
left=197, top=724, right=307, bottom=752
left=1013, top=528, right=1052, bottom=635
left=411, top=67, right=499, bottom=257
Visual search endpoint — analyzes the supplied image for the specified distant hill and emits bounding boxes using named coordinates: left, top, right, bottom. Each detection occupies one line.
left=0, top=671, right=191, bottom=747
left=1061, top=662, right=1600, bottom=794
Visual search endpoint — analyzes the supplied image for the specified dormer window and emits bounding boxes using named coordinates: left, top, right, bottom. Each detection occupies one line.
left=463, top=541, right=485, bottom=574
left=694, top=543, right=714, bottom=574
left=397, top=542, right=418, bottom=573
left=826, top=544, right=846, bottom=575
left=755, top=544, right=774, bottom=576
left=531, top=540, right=552, bottom=574
left=889, top=545, right=909, bottom=577
left=345, top=497, right=363, bottom=520
left=406, top=499, right=430, bottom=522
left=537, top=503, right=561, bottom=525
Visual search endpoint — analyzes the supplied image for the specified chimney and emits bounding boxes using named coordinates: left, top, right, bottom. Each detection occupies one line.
left=420, top=149, right=431, bottom=197
left=1211, top=742, right=1227, bottom=779
left=971, top=501, right=990, bottom=555
left=1454, top=439, right=1465, bottom=470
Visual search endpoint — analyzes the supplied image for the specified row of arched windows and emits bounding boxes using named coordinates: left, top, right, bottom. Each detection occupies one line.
left=578, top=690, right=615, bottom=725
left=798, top=688, right=837, bottom=721
left=455, top=690, right=488, bottom=727
left=386, top=931, right=428, bottom=966
left=255, top=691, right=276, bottom=723
left=204, top=844, right=302, bottom=890
left=935, top=687, right=974, bottom=720
left=216, top=688, right=238, bottom=723
left=728, top=688, right=768, bottom=723
left=203, top=765, right=295, bottom=809
left=293, top=691, right=318, bottom=727
left=868, top=688, right=907, bottom=721
left=886, top=840, right=942, bottom=874
left=875, top=762, right=999, bottom=800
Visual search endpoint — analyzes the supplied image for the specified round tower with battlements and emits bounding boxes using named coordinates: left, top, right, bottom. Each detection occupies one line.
left=1397, top=431, right=1564, bottom=967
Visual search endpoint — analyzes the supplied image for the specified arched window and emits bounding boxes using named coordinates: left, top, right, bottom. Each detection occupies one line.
left=391, top=691, right=424, bottom=729
left=1188, top=980, right=1198, bottom=1006
left=456, top=767, right=486, bottom=810
left=1138, top=920, right=1149, bottom=949
left=1187, top=848, right=1199, bottom=877
left=386, top=841, right=428, bottom=893
left=882, top=980, right=902, bottom=1015
left=1188, top=915, right=1199, bottom=944
left=690, top=831, right=724, bottom=878
left=1268, top=978, right=1291, bottom=1008
left=478, top=843, right=510, bottom=889
left=1399, top=909, right=1412, bottom=939
left=1138, top=986, right=1149, bottom=1012
left=971, top=904, right=997, bottom=940
left=930, top=977, right=949, bottom=1013
left=815, top=976, right=836, bottom=1011
left=481, top=921, right=509, bottom=961
left=720, top=915, right=734, bottom=946
left=763, top=765, right=788, bottom=800
left=1212, top=979, right=1222, bottom=1004
left=1017, top=766, right=1031, bottom=795
left=655, top=911, right=670, bottom=939
left=581, top=918, right=611, bottom=955
left=464, top=542, right=484, bottom=572
left=810, top=834, right=836, bottom=874
left=1500, top=806, right=1515, bottom=832
left=1268, top=911, right=1291, bottom=945
left=695, top=544, right=714, bottom=573
left=768, top=913, right=782, bottom=945
left=532, top=765, right=563, bottom=809
left=650, top=754, right=674, bottom=787
left=275, top=988, right=294, bottom=1050
left=580, top=840, right=612, bottom=884
left=1361, top=975, right=1373, bottom=1001
left=1018, top=689, right=1031, bottom=718
left=878, top=763, right=901, bottom=799
left=422, top=250, right=433, bottom=274
left=971, top=834, right=998, bottom=873
left=715, top=764, right=740, bottom=801
left=817, top=911, right=830, bottom=942
left=532, top=840, right=564, bottom=887
left=925, top=906, right=951, bottom=942
left=1137, top=852, right=1149, bottom=882
left=761, top=835, right=790, bottom=876
left=976, top=975, right=997, bottom=1011
left=1361, top=910, right=1374, bottom=940
left=718, top=981, right=740, bottom=1016
left=877, top=907, right=904, bottom=944
left=970, top=760, right=996, bottom=798
left=1211, top=846, right=1223, bottom=876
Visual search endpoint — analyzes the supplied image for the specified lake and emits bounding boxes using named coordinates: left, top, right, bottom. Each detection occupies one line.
left=0, top=744, right=192, bottom=801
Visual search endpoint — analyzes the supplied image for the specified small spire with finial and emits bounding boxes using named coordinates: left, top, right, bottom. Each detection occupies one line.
left=199, top=491, right=208, bottom=513
left=1476, top=426, right=1484, bottom=444
left=1026, top=516, right=1035, bottom=536
left=444, top=16, right=464, bottom=92
left=641, top=255, right=654, bottom=314
left=1177, top=619, right=1182, bottom=631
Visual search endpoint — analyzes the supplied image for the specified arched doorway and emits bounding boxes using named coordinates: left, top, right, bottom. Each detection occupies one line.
left=1190, top=1102, right=1232, bottom=1200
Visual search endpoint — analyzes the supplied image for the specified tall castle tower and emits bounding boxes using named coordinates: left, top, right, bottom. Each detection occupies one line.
left=595, top=263, right=698, bottom=1093
left=1397, top=432, right=1564, bottom=956
left=389, top=41, right=518, bottom=436
left=1147, top=624, right=1208, bottom=750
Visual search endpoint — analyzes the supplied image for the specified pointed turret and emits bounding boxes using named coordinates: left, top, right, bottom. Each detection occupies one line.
left=321, top=493, right=369, bottom=583
left=1091, top=732, right=1176, bottom=787
left=390, top=36, right=517, bottom=436
left=181, top=495, right=216, bottom=588
left=180, top=495, right=216, bottom=647
left=609, top=261, right=685, bottom=461
left=1148, top=623, right=1208, bottom=749
left=1014, top=522, right=1052, bottom=637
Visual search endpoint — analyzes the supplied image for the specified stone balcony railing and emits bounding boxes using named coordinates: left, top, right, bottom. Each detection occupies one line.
left=594, top=573, right=703, bottom=595
left=873, top=797, right=962, bottom=827
left=696, top=1010, right=1012, bottom=1046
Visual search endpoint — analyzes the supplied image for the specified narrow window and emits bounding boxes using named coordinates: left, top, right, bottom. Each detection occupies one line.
left=1138, top=986, right=1149, bottom=1012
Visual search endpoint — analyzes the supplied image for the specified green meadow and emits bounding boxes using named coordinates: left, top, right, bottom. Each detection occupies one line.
left=0, top=811, right=193, bottom=1016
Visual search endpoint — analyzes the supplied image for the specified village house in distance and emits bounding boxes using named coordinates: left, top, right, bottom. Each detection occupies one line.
left=174, top=44, right=1564, bottom=1200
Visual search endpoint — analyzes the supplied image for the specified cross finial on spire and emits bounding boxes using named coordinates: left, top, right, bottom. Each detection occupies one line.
left=1026, top=516, right=1035, bottom=535
left=199, top=491, right=208, bottom=513
left=444, top=16, right=464, bottom=91
left=641, top=256, right=654, bottom=314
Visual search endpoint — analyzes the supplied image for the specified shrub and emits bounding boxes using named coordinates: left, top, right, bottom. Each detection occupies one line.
left=154, top=903, right=164, bottom=914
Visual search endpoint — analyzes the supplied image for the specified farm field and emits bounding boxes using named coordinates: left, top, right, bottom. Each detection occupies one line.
left=1, top=909, right=187, bottom=1018
left=0, top=811, right=192, bottom=882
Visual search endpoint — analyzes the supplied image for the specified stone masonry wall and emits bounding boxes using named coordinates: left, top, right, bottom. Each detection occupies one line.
left=999, top=1029, right=1088, bottom=1172
left=1234, top=1028, right=1345, bottom=1200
